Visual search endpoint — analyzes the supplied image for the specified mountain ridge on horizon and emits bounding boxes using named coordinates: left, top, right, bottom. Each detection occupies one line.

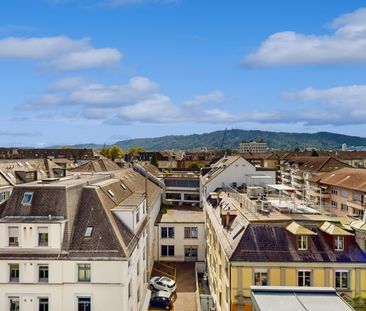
left=46, top=129, right=366, bottom=151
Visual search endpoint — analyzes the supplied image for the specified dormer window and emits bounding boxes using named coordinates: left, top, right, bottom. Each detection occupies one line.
left=297, top=235, right=308, bottom=250
left=85, top=226, right=93, bottom=237
left=335, top=236, right=344, bottom=251
left=22, top=192, right=33, bottom=205
left=107, top=190, right=114, bottom=197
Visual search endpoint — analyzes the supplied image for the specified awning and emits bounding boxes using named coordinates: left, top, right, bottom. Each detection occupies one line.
left=320, top=221, right=354, bottom=236
left=286, top=221, right=317, bottom=236
left=267, top=184, right=296, bottom=192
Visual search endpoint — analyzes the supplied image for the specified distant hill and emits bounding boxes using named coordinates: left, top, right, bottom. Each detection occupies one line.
left=52, top=129, right=366, bottom=151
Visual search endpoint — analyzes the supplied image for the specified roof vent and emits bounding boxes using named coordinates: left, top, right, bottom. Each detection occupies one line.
left=41, top=178, right=60, bottom=183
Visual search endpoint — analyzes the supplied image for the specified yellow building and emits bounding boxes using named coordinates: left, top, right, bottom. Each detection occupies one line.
left=203, top=188, right=366, bottom=311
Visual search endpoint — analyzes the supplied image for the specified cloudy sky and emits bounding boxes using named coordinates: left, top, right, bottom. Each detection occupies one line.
left=1, top=0, right=366, bottom=146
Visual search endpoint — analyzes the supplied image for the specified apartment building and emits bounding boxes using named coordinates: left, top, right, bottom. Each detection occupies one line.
left=0, top=159, right=67, bottom=205
left=308, top=168, right=366, bottom=219
left=155, top=206, right=205, bottom=262
left=162, top=171, right=200, bottom=204
left=239, top=141, right=268, bottom=153
left=280, top=156, right=350, bottom=200
left=201, top=156, right=276, bottom=197
left=0, top=168, right=162, bottom=311
left=203, top=187, right=366, bottom=311
left=240, top=152, right=279, bottom=169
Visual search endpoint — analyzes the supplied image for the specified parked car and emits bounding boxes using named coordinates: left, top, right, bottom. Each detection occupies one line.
left=149, top=276, right=177, bottom=292
left=150, top=291, right=175, bottom=310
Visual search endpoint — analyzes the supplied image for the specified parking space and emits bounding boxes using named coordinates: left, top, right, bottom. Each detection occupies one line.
left=149, top=262, right=197, bottom=311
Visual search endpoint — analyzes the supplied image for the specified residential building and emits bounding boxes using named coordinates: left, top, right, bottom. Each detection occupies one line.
left=155, top=205, right=205, bottom=262
left=279, top=156, right=350, bottom=201
left=239, top=141, right=268, bottom=153
left=162, top=171, right=200, bottom=204
left=251, top=286, right=354, bottom=311
left=0, top=148, right=98, bottom=160
left=201, top=155, right=276, bottom=198
left=240, top=152, right=279, bottom=169
left=0, top=167, right=162, bottom=311
left=203, top=186, right=366, bottom=311
left=308, top=168, right=366, bottom=219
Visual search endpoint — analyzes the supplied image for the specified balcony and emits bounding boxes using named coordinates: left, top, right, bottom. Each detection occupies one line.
left=346, top=200, right=365, bottom=211
left=307, top=188, right=330, bottom=199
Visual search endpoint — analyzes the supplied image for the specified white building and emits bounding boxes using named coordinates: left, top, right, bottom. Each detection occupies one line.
left=0, top=168, right=162, bottom=311
left=239, top=141, right=268, bottom=153
left=201, top=156, right=276, bottom=199
left=155, top=206, right=205, bottom=262
left=162, top=171, right=200, bottom=204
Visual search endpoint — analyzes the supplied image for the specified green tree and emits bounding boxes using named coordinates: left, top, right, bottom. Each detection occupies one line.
left=109, top=145, right=124, bottom=160
left=187, top=162, right=203, bottom=170
left=127, top=147, right=145, bottom=154
left=311, top=149, right=319, bottom=156
left=61, top=146, right=74, bottom=150
left=345, top=295, right=365, bottom=311
left=150, top=154, right=158, bottom=167
left=99, top=146, right=110, bottom=158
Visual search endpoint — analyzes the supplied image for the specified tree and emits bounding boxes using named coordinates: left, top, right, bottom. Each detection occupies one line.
left=311, top=149, right=319, bottom=157
left=187, top=162, right=203, bottom=170
left=61, top=146, right=73, bottom=150
left=127, top=147, right=145, bottom=154
left=98, top=145, right=124, bottom=160
left=109, top=145, right=124, bottom=160
left=150, top=154, right=158, bottom=167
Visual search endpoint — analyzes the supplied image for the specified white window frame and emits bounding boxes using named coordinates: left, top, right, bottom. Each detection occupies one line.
left=297, top=270, right=311, bottom=287
left=254, top=269, right=268, bottom=286
left=22, top=192, right=33, bottom=205
left=335, top=236, right=344, bottom=251
left=297, top=235, right=308, bottom=250
left=335, top=270, right=349, bottom=289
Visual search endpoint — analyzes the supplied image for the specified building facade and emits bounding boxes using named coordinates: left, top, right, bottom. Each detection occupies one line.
left=239, top=141, right=268, bottom=153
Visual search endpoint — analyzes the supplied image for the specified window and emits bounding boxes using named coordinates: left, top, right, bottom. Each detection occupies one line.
left=9, top=264, right=19, bottom=283
left=335, top=236, right=344, bottom=251
left=78, top=264, right=91, bottom=282
left=39, top=265, right=49, bottom=282
left=0, top=191, right=10, bottom=203
left=331, top=188, right=337, bottom=195
left=297, top=270, right=311, bottom=286
left=39, top=298, right=49, bottom=311
left=9, top=297, right=19, bottom=311
left=341, top=190, right=349, bottom=198
left=184, top=246, right=198, bottom=258
left=161, top=227, right=174, bottom=239
left=38, top=227, right=49, bottom=246
left=107, top=189, right=114, bottom=197
left=8, top=227, right=19, bottom=247
left=22, top=192, right=33, bottom=205
left=184, top=227, right=198, bottom=239
left=254, top=269, right=268, bottom=286
left=121, top=183, right=127, bottom=190
left=84, top=226, right=93, bottom=237
left=297, top=236, right=308, bottom=250
left=353, top=192, right=362, bottom=202
left=137, top=286, right=141, bottom=303
left=341, top=204, right=348, bottom=211
left=335, top=271, right=349, bottom=289
left=161, top=245, right=174, bottom=257
left=128, top=280, right=132, bottom=298
left=136, top=210, right=140, bottom=224
left=137, top=260, right=140, bottom=276
left=78, top=298, right=91, bottom=311
left=331, top=201, right=337, bottom=209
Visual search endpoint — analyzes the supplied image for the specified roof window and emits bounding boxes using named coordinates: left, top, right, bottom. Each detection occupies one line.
left=121, top=183, right=127, bottom=190
left=107, top=190, right=114, bottom=197
left=22, top=192, right=33, bottom=205
left=85, top=226, right=93, bottom=237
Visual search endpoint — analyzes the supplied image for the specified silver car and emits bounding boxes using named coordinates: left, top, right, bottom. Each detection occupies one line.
left=149, top=276, right=177, bottom=292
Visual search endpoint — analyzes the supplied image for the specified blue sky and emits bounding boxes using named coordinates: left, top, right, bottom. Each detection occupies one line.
left=1, top=0, right=366, bottom=146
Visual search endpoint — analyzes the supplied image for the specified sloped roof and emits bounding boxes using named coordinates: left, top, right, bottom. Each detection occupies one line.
left=286, top=221, right=317, bottom=235
left=231, top=224, right=364, bottom=262
left=69, top=159, right=121, bottom=172
left=309, top=167, right=366, bottom=192
left=320, top=222, right=354, bottom=236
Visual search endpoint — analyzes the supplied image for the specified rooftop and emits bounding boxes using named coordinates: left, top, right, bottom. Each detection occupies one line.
left=158, top=206, right=204, bottom=223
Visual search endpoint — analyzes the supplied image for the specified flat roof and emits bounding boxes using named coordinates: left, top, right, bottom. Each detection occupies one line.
left=251, top=286, right=354, bottom=311
left=158, top=206, right=204, bottom=223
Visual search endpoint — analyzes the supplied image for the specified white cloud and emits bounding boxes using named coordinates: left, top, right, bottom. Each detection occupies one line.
left=0, top=36, right=122, bottom=71
left=184, top=90, right=226, bottom=107
left=244, top=8, right=366, bottom=67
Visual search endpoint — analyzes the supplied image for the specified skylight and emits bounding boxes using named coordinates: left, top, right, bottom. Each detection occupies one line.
left=121, top=183, right=127, bottom=190
left=85, top=226, right=93, bottom=237
left=22, top=192, right=33, bottom=205
left=107, top=190, right=114, bottom=197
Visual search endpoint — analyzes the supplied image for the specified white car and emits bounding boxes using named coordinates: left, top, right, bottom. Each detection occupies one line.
left=149, top=276, right=177, bottom=292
